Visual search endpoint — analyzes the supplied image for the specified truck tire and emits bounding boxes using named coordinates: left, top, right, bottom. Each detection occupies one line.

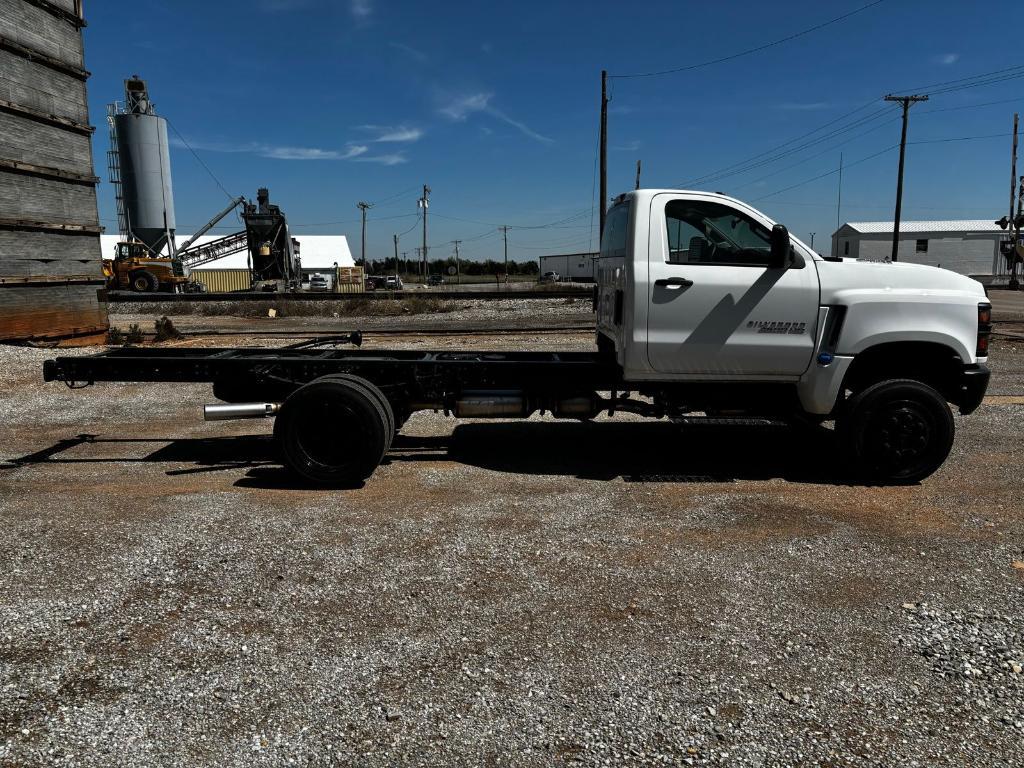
left=837, top=378, right=954, bottom=485
left=275, top=377, right=389, bottom=486
left=130, top=270, right=159, bottom=293
left=316, top=374, right=395, bottom=450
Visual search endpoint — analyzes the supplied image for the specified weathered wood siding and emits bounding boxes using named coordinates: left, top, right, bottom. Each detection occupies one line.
left=0, top=0, right=106, bottom=342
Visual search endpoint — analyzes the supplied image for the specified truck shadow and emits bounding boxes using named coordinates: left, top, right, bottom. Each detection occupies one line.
left=395, top=421, right=847, bottom=485
left=2, top=422, right=856, bottom=487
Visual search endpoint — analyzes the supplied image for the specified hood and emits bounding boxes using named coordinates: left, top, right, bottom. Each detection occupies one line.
left=817, top=258, right=987, bottom=303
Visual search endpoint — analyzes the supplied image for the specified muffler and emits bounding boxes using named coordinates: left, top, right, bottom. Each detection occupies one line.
left=203, top=402, right=280, bottom=421
left=453, top=391, right=529, bottom=418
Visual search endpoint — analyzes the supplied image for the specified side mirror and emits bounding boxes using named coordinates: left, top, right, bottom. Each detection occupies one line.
left=769, top=224, right=790, bottom=269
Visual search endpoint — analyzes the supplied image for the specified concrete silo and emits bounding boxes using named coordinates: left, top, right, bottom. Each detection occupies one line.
left=111, top=76, right=176, bottom=254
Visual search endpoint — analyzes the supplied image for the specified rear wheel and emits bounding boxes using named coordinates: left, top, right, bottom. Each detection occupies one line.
left=131, top=270, right=159, bottom=292
left=316, top=374, right=395, bottom=450
left=275, top=376, right=389, bottom=486
left=837, top=378, right=954, bottom=484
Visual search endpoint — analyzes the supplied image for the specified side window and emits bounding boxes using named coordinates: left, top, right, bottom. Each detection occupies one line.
left=664, top=199, right=773, bottom=266
left=601, top=203, right=630, bottom=258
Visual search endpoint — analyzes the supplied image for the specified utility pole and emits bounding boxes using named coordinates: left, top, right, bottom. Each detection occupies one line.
left=401, top=251, right=408, bottom=276
left=499, top=225, right=509, bottom=288
left=418, top=184, right=430, bottom=277
left=599, top=69, right=608, bottom=244
left=836, top=152, right=844, bottom=231
left=884, top=94, right=928, bottom=262
left=452, top=239, right=462, bottom=285
left=809, top=232, right=816, bottom=250
left=357, top=201, right=373, bottom=268
left=1007, top=114, right=1019, bottom=288
left=393, top=233, right=399, bottom=284
left=635, top=159, right=642, bottom=190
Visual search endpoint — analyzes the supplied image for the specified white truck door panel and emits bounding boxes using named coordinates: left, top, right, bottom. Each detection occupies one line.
left=646, top=194, right=819, bottom=377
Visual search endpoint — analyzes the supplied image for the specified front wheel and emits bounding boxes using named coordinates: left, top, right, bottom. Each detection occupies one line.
left=837, top=378, right=954, bottom=485
left=130, top=270, right=159, bottom=293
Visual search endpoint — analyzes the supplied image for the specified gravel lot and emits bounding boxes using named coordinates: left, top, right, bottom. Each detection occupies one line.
left=1, top=325, right=1022, bottom=766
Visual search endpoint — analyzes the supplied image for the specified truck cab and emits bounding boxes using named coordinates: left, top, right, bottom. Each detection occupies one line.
left=597, top=190, right=990, bottom=476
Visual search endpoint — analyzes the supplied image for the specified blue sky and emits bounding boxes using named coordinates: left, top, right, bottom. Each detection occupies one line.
left=84, top=0, right=1022, bottom=261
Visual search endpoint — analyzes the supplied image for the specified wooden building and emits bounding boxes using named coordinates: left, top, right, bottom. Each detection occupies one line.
left=0, top=0, right=107, bottom=343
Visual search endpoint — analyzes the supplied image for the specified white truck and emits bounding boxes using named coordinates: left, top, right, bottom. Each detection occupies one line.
left=44, top=189, right=991, bottom=486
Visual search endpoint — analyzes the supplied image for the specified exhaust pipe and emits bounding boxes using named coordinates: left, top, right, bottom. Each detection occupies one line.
left=203, top=402, right=280, bottom=421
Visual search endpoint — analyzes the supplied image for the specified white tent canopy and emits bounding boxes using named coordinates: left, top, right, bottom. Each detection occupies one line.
left=99, top=234, right=354, bottom=269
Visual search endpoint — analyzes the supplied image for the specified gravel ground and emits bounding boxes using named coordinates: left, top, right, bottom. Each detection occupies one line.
left=109, top=297, right=592, bottom=325
left=0, top=335, right=1022, bottom=767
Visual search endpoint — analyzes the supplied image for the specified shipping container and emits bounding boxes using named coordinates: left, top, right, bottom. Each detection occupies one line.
left=192, top=269, right=251, bottom=293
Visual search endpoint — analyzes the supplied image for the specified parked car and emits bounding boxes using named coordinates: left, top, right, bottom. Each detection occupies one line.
left=426, top=274, right=443, bottom=286
left=308, top=273, right=330, bottom=292
left=540, top=271, right=560, bottom=283
left=385, top=275, right=404, bottom=290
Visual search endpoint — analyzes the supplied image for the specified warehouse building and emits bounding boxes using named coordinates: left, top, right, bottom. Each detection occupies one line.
left=0, top=0, right=107, bottom=343
left=831, top=220, right=1010, bottom=280
left=538, top=252, right=599, bottom=282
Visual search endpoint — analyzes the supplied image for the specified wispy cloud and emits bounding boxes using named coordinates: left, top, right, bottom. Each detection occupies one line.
left=933, top=52, right=960, bottom=65
left=612, top=140, right=641, bottom=152
left=170, top=136, right=409, bottom=163
left=353, top=153, right=407, bottom=166
left=389, top=41, right=427, bottom=62
left=439, top=93, right=492, bottom=121
left=439, top=92, right=553, bottom=144
left=356, top=125, right=424, bottom=143
left=262, top=144, right=368, bottom=160
left=351, top=0, right=372, bottom=21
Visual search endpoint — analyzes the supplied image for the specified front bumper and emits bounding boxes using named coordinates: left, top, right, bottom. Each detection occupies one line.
left=956, top=363, right=990, bottom=415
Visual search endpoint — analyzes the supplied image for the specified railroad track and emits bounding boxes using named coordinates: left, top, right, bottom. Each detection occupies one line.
left=108, top=289, right=592, bottom=303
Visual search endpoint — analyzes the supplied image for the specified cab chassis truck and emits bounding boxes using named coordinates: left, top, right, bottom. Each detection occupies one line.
left=44, top=190, right=992, bottom=486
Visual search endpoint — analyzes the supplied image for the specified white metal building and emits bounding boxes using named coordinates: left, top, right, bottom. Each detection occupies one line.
left=831, top=221, right=1008, bottom=278
left=538, top=252, right=599, bottom=282
left=99, top=234, right=354, bottom=270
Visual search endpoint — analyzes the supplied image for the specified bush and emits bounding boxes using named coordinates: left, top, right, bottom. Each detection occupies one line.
left=153, top=316, right=183, bottom=342
left=107, top=327, right=124, bottom=345
left=125, top=323, right=144, bottom=345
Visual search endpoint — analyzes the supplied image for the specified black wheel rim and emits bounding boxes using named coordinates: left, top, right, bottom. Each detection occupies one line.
left=864, top=398, right=933, bottom=476
left=294, top=398, right=368, bottom=470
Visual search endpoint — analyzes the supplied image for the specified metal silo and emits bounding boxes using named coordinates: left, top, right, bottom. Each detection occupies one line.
left=112, top=76, right=176, bottom=254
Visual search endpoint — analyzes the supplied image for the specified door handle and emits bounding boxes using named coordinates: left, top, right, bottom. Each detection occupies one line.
left=654, top=277, right=693, bottom=287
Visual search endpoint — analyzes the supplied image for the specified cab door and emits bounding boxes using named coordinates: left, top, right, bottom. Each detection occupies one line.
left=646, top=193, right=819, bottom=377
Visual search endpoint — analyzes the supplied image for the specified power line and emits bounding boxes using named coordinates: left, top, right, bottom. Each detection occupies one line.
left=165, top=119, right=235, bottom=201
left=752, top=145, right=898, bottom=202
left=892, top=63, right=1024, bottom=97
left=732, top=116, right=898, bottom=190
left=685, top=108, right=896, bottom=187
left=677, top=102, right=884, bottom=186
left=609, top=0, right=886, bottom=79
